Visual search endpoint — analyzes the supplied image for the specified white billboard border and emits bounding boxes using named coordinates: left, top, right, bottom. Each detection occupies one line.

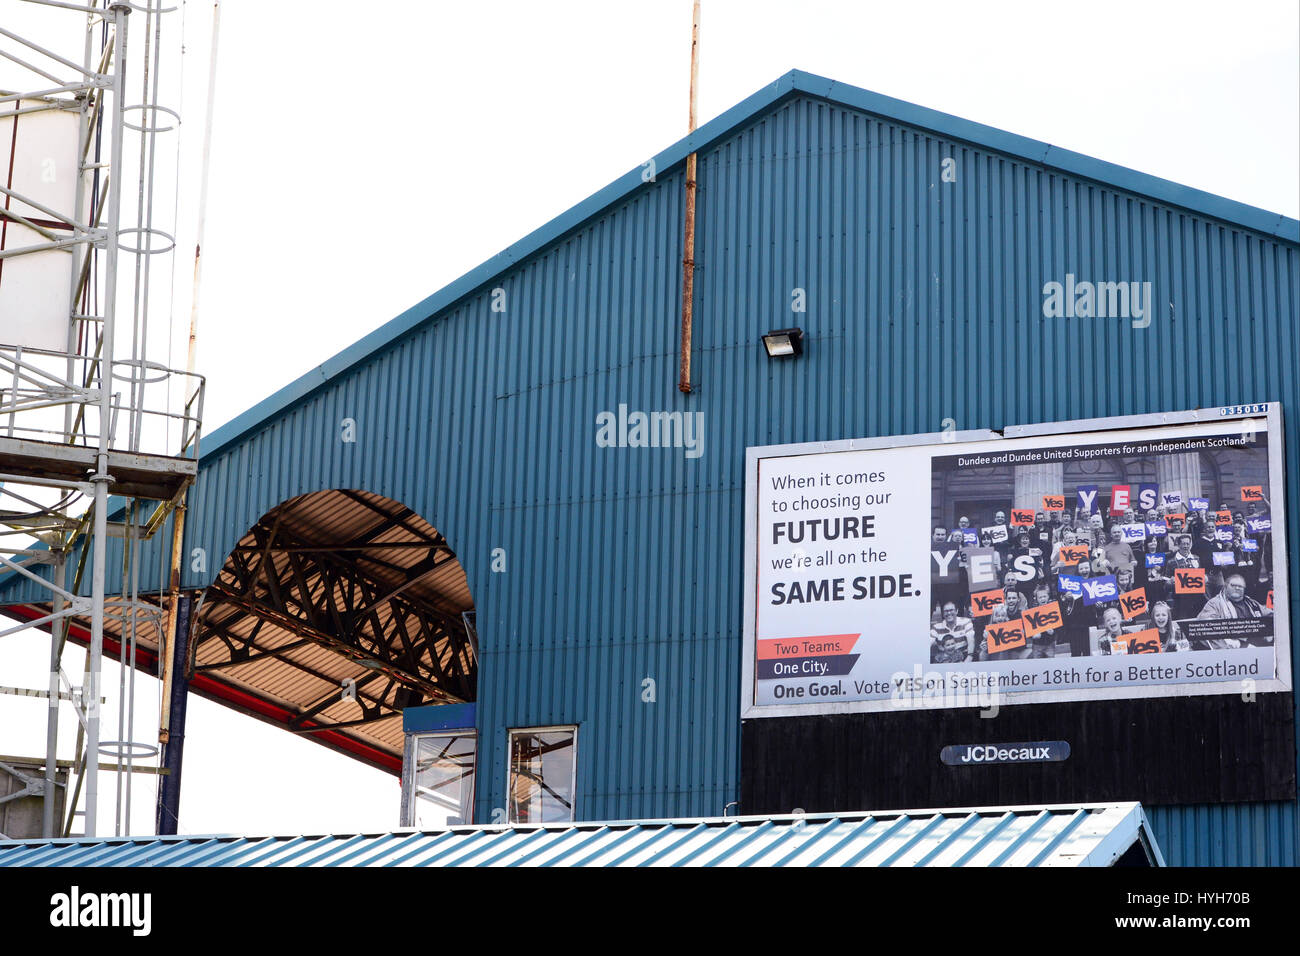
left=740, top=403, right=1291, bottom=720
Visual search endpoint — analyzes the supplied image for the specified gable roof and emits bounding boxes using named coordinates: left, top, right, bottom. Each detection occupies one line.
left=113, top=70, right=1300, bottom=464
left=201, top=71, right=1299, bottom=464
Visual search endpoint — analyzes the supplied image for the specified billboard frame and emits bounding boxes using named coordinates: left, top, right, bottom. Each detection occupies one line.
left=740, top=403, right=1291, bottom=719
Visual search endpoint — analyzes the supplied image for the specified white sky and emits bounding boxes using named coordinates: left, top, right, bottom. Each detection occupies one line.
left=1, top=0, right=1297, bottom=838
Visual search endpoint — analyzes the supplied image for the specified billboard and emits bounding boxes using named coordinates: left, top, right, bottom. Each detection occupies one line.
left=741, top=404, right=1290, bottom=718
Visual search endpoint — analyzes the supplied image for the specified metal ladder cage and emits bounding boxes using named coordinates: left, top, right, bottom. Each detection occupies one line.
left=0, top=0, right=205, bottom=839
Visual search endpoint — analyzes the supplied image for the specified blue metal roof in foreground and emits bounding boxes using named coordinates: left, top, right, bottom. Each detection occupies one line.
left=0, top=803, right=1162, bottom=867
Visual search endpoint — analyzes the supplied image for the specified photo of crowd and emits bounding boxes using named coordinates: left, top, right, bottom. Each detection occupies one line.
left=927, top=449, right=1276, bottom=663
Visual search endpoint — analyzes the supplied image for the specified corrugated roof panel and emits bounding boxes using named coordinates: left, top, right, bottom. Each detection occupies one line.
left=0, top=805, right=1156, bottom=867
left=3, top=488, right=471, bottom=765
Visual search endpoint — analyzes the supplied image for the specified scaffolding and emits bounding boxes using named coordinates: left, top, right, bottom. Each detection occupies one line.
left=0, top=0, right=207, bottom=838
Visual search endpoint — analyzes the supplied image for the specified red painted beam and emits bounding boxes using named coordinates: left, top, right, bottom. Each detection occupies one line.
left=0, top=603, right=402, bottom=774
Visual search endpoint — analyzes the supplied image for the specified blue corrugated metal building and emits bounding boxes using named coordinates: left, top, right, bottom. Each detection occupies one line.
left=2, top=70, right=1297, bottom=864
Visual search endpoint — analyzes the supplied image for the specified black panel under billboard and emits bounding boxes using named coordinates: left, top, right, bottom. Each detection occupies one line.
left=740, top=693, right=1296, bottom=813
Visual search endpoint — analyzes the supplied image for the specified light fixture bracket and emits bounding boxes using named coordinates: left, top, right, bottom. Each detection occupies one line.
left=762, top=327, right=805, bottom=358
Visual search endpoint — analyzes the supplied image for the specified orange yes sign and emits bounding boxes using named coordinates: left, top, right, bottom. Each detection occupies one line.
left=1174, top=568, right=1206, bottom=594
left=1042, top=495, right=1065, bottom=512
left=1215, top=510, right=1233, bottom=525
left=970, top=588, right=1005, bottom=618
left=1164, top=513, right=1186, bottom=528
left=1058, top=544, right=1090, bottom=564
left=1011, top=509, right=1035, bottom=526
left=1022, top=602, right=1062, bottom=637
left=1241, top=486, right=1264, bottom=502
left=1118, top=588, right=1148, bottom=620
left=985, top=619, right=1026, bottom=652
left=1116, top=628, right=1162, bottom=655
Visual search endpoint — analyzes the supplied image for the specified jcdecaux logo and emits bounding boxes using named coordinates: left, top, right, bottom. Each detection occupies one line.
left=939, top=741, right=1070, bottom=766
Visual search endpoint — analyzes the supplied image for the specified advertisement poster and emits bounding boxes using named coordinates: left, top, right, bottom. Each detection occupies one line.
left=741, top=405, right=1291, bottom=717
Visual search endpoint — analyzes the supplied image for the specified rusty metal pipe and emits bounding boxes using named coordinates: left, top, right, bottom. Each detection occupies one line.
left=678, top=0, right=700, bottom=394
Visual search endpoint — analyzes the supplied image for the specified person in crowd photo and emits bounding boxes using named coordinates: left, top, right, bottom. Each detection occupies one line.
left=1231, top=520, right=1257, bottom=568
left=1139, top=535, right=1174, bottom=604
left=1170, top=534, right=1199, bottom=569
left=1103, top=522, right=1136, bottom=573
left=1169, top=534, right=1203, bottom=620
left=1028, top=583, right=1061, bottom=658
left=1193, top=519, right=1219, bottom=569
left=1198, top=572, right=1273, bottom=627
left=1052, top=528, right=1082, bottom=574
left=1010, top=530, right=1045, bottom=595
left=976, top=531, right=1003, bottom=579
left=1207, top=535, right=1237, bottom=594
left=1097, top=606, right=1127, bottom=655
left=1031, top=513, right=1054, bottom=556
left=978, top=592, right=1032, bottom=661
left=1059, top=558, right=1094, bottom=657
left=989, top=512, right=1012, bottom=562
left=930, top=601, right=975, bottom=663
left=1152, top=601, right=1189, bottom=653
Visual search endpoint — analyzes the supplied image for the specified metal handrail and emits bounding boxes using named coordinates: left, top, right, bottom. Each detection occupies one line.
left=0, top=343, right=204, bottom=460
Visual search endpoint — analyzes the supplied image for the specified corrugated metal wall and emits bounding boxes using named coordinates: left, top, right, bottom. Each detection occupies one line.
left=3, top=88, right=1297, bottom=863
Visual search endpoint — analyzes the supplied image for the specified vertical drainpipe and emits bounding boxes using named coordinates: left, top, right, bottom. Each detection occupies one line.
left=678, top=0, right=700, bottom=394
left=43, top=551, right=67, bottom=837
left=154, top=592, right=192, bottom=835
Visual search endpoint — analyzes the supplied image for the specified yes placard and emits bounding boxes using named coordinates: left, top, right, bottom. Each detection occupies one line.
left=985, top=619, right=1026, bottom=653
left=970, top=588, right=1005, bottom=618
left=1023, top=602, right=1063, bottom=637
left=984, top=524, right=1009, bottom=544
left=1058, top=544, right=1090, bottom=565
left=1115, top=628, right=1162, bottom=655
left=1119, top=588, right=1148, bottom=619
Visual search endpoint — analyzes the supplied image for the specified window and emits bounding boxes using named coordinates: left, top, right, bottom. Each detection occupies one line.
left=404, top=732, right=476, bottom=827
left=507, top=726, right=577, bottom=824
